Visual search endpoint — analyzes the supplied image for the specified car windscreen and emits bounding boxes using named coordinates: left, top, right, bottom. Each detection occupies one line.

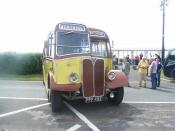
left=56, top=32, right=90, bottom=56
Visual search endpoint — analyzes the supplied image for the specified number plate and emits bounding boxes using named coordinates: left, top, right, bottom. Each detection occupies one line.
left=85, top=96, right=103, bottom=103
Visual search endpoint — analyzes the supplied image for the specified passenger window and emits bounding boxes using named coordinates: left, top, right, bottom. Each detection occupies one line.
left=48, top=33, right=54, bottom=57
left=43, top=40, right=48, bottom=57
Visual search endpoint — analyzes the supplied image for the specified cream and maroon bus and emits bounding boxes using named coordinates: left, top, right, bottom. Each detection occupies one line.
left=42, top=22, right=128, bottom=112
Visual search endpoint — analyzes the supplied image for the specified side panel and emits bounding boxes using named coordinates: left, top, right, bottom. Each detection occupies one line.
left=43, top=58, right=53, bottom=85
left=53, top=57, right=82, bottom=84
left=104, top=58, right=112, bottom=71
left=83, top=59, right=94, bottom=97
left=104, top=58, right=112, bottom=80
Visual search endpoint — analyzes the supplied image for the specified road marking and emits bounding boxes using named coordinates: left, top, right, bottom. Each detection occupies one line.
left=124, top=101, right=175, bottom=104
left=66, top=124, right=82, bottom=131
left=64, top=101, right=100, bottom=131
left=0, top=97, right=48, bottom=101
left=0, top=103, right=50, bottom=118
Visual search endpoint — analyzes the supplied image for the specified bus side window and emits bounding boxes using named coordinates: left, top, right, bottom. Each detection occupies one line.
left=43, top=40, right=49, bottom=57
left=106, top=42, right=112, bottom=57
left=48, top=33, right=53, bottom=57
left=51, top=34, right=55, bottom=58
left=48, top=40, right=51, bottom=57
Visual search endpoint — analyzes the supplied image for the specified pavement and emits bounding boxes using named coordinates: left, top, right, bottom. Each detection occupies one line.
left=0, top=67, right=175, bottom=131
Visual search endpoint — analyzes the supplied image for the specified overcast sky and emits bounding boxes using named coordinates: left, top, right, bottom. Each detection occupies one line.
left=0, top=0, right=174, bottom=53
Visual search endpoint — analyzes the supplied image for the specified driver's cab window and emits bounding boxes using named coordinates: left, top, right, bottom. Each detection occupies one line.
left=91, top=41, right=107, bottom=57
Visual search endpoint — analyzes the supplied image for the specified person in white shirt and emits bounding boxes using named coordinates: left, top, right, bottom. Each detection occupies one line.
left=122, top=57, right=130, bottom=87
left=150, top=58, right=158, bottom=89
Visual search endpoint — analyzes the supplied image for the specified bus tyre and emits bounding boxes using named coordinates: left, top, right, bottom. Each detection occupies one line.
left=51, top=90, right=62, bottom=112
left=47, top=89, right=51, bottom=102
left=107, top=87, right=124, bottom=105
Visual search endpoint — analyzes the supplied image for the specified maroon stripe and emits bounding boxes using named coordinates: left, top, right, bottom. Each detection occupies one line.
left=83, top=59, right=93, bottom=97
left=94, top=59, right=104, bottom=96
left=54, top=53, right=91, bottom=59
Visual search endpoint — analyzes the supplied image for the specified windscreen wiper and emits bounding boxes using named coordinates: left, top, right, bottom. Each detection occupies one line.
left=64, top=31, right=75, bottom=35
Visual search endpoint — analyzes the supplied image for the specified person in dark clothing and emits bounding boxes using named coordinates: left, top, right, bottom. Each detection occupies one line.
left=157, top=58, right=162, bottom=87
left=155, top=54, right=161, bottom=60
left=134, top=55, right=139, bottom=65
left=139, top=52, right=143, bottom=60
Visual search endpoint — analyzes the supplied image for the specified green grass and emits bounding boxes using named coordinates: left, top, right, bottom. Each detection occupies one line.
left=0, top=74, right=43, bottom=81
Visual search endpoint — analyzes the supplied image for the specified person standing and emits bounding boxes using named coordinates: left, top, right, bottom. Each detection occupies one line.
left=150, top=58, right=158, bottom=89
left=122, top=57, right=130, bottom=87
left=139, top=52, right=143, bottom=60
left=157, top=58, right=162, bottom=87
left=137, top=57, right=149, bottom=88
left=134, top=55, right=139, bottom=65
left=112, top=55, right=117, bottom=69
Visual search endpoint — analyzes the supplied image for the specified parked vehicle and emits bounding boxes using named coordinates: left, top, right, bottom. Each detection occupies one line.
left=163, top=48, right=175, bottom=80
left=42, top=22, right=128, bottom=112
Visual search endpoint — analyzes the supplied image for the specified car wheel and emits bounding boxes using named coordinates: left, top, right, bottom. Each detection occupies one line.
left=107, top=87, right=124, bottom=105
left=51, top=90, right=62, bottom=112
left=172, top=70, right=175, bottom=80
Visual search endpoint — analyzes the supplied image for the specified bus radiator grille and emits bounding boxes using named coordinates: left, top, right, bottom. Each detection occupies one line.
left=83, top=58, right=104, bottom=97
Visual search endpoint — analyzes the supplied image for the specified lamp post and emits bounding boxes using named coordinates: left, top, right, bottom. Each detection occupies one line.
left=160, top=0, right=168, bottom=63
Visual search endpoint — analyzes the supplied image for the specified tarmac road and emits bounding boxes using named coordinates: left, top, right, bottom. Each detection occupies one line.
left=0, top=68, right=175, bottom=131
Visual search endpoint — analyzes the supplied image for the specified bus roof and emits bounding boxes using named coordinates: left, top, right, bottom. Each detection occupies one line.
left=53, top=22, right=110, bottom=40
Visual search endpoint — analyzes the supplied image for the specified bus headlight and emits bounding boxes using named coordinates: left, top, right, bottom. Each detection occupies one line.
left=107, top=71, right=116, bottom=81
left=70, top=72, right=78, bottom=83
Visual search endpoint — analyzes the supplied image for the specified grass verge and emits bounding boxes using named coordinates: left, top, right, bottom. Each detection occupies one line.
left=0, top=74, right=43, bottom=81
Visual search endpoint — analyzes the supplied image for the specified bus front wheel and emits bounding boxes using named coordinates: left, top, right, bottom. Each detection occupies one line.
left=107, top=87, right=124, bottom=105
left=51, top=90, right=62, bottom=112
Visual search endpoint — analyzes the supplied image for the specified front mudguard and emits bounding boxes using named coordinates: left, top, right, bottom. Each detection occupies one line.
left=106, top=70, right=128, bottom=89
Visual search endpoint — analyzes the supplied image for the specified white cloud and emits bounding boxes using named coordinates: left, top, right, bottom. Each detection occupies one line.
left=0, top=0, right=174, bottom=52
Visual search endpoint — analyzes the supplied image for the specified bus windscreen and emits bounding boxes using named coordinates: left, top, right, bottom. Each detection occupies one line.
left=56, top=32, right=90, bottom=55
